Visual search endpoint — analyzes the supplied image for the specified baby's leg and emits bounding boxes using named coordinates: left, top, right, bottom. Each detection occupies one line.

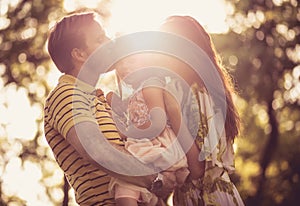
left=116, top=197, right=138, bottom=206
left=115, top=184, right=140, bottom=206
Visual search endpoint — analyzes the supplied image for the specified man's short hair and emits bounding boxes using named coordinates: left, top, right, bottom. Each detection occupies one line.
left=48, top=12, right=98, bottom=73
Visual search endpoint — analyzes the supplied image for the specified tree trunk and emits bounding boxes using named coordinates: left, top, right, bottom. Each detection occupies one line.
left=254, top=100, right=279, bottom=205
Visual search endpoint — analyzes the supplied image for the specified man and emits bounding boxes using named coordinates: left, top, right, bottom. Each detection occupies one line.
left=44, top=12, right=173, bottom=205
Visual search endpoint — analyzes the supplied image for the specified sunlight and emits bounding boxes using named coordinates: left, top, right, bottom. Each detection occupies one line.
left=63, top=0, right=229, bottom=36
left=2, top=158, right=52, bottom=206
left=0, top=84, right=45, bottom=205
left=0, top=84, right=38, bottom=140
left=235, top=157, right=260, bottom=196
left=63, top=0, right=100, bottom=12
left=0, top=0, right=20, bottom=29
left=108, top=0, right=229, bottom=35
left=46, top=63, right=62, bottom=88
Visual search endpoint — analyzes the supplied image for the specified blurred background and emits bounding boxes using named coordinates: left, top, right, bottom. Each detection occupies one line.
left=0, top=0, right=299, bottom=205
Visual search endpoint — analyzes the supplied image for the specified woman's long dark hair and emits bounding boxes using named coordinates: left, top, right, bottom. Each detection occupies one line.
left=161, top=16, right=240, bottom=142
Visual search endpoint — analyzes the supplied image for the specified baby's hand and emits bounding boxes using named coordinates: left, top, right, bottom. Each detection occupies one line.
left=106, top=92, right=128, bottom=140
left=106, top=91, right=114, bottom=107
left=106, top=92, right=127, bottom=116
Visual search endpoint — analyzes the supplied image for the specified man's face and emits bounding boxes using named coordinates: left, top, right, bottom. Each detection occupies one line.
left=83, top=20, right=110, bottom=57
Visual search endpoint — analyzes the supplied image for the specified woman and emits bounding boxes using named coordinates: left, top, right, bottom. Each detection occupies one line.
left=107, top=15, right=244, bottom=205
left=158, top=16, right=245, bottom=206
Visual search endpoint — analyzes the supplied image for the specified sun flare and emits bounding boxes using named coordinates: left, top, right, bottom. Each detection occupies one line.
left=64, top=0, right=229, bottom=36
left=108, top=0, right=229, bottom=35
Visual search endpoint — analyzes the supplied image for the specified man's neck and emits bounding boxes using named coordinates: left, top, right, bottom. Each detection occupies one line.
left=67, top=66, right=98, bottom=87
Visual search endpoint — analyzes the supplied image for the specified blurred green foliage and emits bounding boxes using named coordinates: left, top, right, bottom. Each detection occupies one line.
left=213, top=0, right=300, bottom=205
left=0, top=0, right=65, bottom=205
left=0, top=0, right=299, bottom=205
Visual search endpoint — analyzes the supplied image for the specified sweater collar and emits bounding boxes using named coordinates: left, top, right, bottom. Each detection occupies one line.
left=58, top=74, right=96, bottom=94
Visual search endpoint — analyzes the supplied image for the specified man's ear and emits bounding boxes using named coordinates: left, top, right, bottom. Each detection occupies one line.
left=71, top=48, right=87, bottom=62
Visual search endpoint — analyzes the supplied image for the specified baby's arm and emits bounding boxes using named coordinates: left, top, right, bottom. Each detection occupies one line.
left=106, top=91, right=127, bottom=117
left=140, top=86, right=167, bottom=130
left=143, top=86, right=194, bottom=185
left=163, top=90, right=205, bottom=179
left=114, top=86, right=167, bottom=139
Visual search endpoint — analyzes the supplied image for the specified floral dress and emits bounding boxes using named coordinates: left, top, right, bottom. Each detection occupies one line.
left=164, top=78, right=245, bottom=206
left=109, top=83, right=189, bottom=206
left=125, top=90, right=189, bottom=173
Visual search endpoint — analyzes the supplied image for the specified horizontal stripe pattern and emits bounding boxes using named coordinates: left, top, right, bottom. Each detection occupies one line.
left=44, top=75, right=124, bottom=205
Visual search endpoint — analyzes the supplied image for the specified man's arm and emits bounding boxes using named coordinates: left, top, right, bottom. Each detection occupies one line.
left=67, top=121, right=155, bottom=188
left=66, top=121, right=176, bottom=191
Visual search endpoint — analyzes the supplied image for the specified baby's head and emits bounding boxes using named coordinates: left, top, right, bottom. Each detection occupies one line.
left=114, top=53, right=159, bottom=86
